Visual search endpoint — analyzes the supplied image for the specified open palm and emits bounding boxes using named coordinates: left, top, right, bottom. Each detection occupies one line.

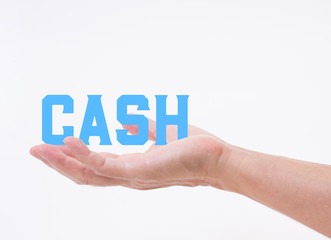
left=30, top=118, right=224, bottom=190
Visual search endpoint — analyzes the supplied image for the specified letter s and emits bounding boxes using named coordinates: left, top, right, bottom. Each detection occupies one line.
left=116, top=95, right=149, bottom=145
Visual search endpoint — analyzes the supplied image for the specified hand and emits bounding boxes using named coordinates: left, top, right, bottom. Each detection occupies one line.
left=30, top=118, right=226, bottom=190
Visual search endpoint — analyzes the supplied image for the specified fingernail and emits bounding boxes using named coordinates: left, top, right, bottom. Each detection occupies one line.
left=30, top=146, right=45, bottom=160
left=30, top=145, right=40, bottom=155
left=63, top=137, right=73, bottom=144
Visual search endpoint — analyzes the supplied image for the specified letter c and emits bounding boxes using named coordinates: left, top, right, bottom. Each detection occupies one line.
left=42, top=95, right=74, bottom=145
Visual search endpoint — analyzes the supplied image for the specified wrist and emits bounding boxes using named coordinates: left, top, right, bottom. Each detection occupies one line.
left=205, top=141, right=249, bottom=192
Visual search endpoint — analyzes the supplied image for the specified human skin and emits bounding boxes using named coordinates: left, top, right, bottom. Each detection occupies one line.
left=30, top=118, right=331, bottom=237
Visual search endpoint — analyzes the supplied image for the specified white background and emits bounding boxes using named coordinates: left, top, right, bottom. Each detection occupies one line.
left=1, top=0, right=331, bottom=239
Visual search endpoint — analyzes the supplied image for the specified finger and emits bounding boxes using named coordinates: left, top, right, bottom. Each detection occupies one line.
left=63, top=137, right=108, bottom=171
left=122, top=115, right=157, bottom=141
left=63, top=137, right=146, bottom=179
left=30, top=145, right=85, bottom=184
left=55, top=145, right=77, bottom=158
left=187, top=125, right=217, bottom=138
left=121, top=115, right=180, bottom=143
left=30, top=144, right=124, bottom=186
left=30, top=145, right=52, bottom=167
left=99, top=152, right=119, bottom=159
left=122, top=114, right=214, bottom=143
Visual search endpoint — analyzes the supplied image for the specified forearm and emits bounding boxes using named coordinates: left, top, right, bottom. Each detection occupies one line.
left=209, top=143, right=331, bottom=237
